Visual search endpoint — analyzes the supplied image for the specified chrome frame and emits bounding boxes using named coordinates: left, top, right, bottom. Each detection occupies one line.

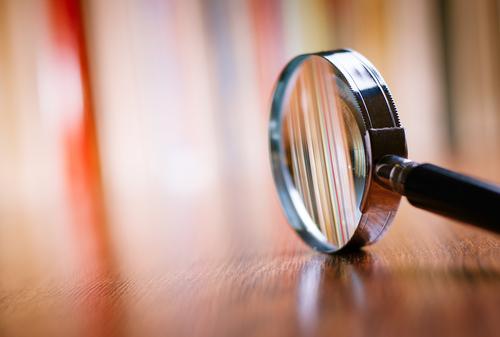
left=269, top=49, right=407, bottom=253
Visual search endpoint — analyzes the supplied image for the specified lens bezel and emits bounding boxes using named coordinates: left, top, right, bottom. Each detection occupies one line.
left=269, top=49, right=407, bottom=253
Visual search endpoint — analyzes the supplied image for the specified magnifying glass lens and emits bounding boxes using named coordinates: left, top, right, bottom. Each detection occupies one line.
left=282, top=56, right=367, bottom=248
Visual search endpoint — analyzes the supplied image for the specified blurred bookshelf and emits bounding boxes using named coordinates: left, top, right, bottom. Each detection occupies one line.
left=0, top=0, right=499, bottom=280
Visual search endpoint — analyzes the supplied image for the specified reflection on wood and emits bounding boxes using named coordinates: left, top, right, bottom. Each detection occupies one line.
left=0, top=204, right=499, bottom=337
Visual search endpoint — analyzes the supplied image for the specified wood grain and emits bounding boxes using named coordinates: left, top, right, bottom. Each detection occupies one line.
left=0, top=197, right=499, bottom=337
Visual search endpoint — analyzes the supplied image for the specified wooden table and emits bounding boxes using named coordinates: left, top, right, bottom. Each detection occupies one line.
left=0, top=179, right=499, bottom=337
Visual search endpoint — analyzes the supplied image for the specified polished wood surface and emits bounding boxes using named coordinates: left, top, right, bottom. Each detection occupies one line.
left=1, top=193, right=499, bottom=337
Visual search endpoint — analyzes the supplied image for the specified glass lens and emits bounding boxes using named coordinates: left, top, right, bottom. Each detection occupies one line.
left=281, top=56, right=367, bottom=248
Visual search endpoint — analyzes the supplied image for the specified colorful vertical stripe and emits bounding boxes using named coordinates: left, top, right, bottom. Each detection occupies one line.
left=283, top=56, right=366, bottom=246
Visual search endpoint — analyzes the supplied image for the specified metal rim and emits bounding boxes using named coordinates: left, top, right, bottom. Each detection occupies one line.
left=269, top=49, right=406, bottom=253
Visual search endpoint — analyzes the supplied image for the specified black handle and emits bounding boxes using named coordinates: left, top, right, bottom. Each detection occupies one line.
left=404, top=163, right=500, bottom=233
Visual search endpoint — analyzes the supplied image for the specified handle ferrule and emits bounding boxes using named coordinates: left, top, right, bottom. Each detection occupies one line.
left=376, top=155, right=500, bottom=233
left=375, top=155, right=418, bottom=194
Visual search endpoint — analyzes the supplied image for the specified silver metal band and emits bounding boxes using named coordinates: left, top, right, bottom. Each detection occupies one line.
left=375, top=155, right=418, bottom=195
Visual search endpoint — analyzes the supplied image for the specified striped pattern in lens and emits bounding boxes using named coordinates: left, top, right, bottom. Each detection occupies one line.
left=283, top=56, right=366, bottom=247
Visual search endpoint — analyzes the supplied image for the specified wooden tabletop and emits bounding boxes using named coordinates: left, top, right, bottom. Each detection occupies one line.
left=0, top=180, right=499, bottom=337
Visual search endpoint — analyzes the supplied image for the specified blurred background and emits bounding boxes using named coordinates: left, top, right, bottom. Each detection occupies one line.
left=0, top=0, right=499, bottom=332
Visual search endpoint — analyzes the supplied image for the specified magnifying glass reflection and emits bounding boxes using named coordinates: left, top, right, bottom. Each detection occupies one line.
left=282, top=56, right=366, bottom=247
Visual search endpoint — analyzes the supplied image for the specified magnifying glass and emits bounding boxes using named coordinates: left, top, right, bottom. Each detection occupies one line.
left=269, top=49, right=500, bottom=253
